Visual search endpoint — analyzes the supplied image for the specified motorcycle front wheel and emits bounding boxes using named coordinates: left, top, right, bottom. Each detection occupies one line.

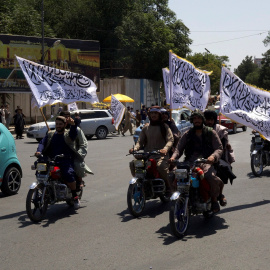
left=169, top=197, right=189, bottom=238
left=26, top=186, right=48, bottom=222
left=127, top=181, right=145, bottom=217
left=251, top=152, right=264, bottom=177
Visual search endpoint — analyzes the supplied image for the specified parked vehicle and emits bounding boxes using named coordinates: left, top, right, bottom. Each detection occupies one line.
left=133, top=109, right=192, bottom=144
left=26, top=154, right=83, bottom=222
left=218, top=114, right=247, bottom=134
left=169, top=158, right=217, bottom=238
left=0, top=123, right=22, bottom=196
left=250, top=131, right=270, bottom=177
left=127, top=150, right=171, bottom=217
left=27, top=109, right=115, bottom=141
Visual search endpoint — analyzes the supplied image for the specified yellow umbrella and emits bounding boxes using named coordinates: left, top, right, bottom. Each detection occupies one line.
left=103, top=93, right=134, bottom=103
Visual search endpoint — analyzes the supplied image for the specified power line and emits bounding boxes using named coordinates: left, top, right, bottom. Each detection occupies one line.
left=191, top=30, right=268, bottom=32
left=192, top=31, right=268, bottom=46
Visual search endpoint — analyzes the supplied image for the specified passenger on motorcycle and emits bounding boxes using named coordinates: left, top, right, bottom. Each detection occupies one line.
left=60, top=111, right=93, bottom=189
left=35, top=116, right=80, bottom=209
left=169, top=110, right=224, bottom=213
left=129, top=106, right=174, bottom=194
left=160, top=108, right=181, bottom=157
left=204, top=110, right=235, bottom=164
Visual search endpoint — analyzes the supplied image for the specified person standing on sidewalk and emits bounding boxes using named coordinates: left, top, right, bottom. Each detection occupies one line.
left=4, top=104, right=11, bottom=129
left=0, top=105, right=6, bottom=126
left=122, top=106, right=136, bottom=136
left=13, top=109, right=25, bottom=139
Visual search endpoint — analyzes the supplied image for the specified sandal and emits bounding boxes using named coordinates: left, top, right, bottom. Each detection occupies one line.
left=218, top=194, right=227, bottom=207
left=211, top=201, right=220, bottom=213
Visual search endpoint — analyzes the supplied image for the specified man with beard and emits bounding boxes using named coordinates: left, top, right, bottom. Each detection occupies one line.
left=35, top=116, right=80, bottom=209
left=169, top=110, right=225, bottom=213
left=129, top=106, right=174, bottom=194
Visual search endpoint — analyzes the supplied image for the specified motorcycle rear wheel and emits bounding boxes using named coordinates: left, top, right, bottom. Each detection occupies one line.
left=169, top=197, right=189, bottom=238
left=251, top=152, right=264, bottom=177
left=127, top=182, right=145, bottom=217
left=26, top=186, right=48, bottom=222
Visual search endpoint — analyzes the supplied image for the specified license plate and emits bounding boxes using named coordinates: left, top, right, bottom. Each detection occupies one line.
left=37, top=163, right=47, bottom=171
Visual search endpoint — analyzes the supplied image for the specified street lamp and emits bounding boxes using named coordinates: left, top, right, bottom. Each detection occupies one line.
left=205, top=48, right=210, bottom=63
left=41, top=0, right=60, bottom=64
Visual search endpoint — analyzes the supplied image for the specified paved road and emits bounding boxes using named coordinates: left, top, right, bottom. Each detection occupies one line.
left=1, top=129, right=270, bottom=270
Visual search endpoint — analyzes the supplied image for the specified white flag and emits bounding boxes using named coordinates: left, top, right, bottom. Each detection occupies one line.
left=162, top=68, right=170, bottom=105
left=169, top=51, right=211, bottom=111
left=68, top=102, right=79, bottom=112
left=16, top=56, right=99, bottom=108
left=110, top=94, right=125, bottom=130
left=220, top=67, right=270, bottom=140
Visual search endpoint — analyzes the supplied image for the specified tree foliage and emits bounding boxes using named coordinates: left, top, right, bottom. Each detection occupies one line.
left=258, top=49, right=270, bottom=90
left=234, top=56, right=258, bottom=82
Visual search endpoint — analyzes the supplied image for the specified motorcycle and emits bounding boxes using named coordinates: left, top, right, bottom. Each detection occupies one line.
left=169, top=158, right=215, bottom=238
left=26, top=154, right=83, bottom=222
left=250, top=131, right=270, bottom=177
left=127, top=150, right=171, bottom=217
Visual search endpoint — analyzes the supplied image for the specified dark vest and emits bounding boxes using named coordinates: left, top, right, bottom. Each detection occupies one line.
left=184, top=126, right=213, bottom=160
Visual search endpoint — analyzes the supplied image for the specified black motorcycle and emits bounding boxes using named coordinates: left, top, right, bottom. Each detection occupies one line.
left=127, top=150, right=171, bottom=217
left=26, top=154, right=83, bottom=222
left=169, top=158, right=216, bottom=238
left=250, top=132, right=270, bottom=177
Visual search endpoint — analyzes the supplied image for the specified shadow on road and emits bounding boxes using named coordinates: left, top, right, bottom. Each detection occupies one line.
left=157, top=215, right=228, bottom=245
left=117, top=200, right=170, bottom=222
left=156, top=199, right=270, bottom=244
left=247, top=170, right=270, bottom=178
left=17, top=204, right=84, bottom=228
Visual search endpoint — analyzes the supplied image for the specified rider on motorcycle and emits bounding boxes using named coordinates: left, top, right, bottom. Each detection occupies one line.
left=35, top=116, right=80, bottom=209
left=129, top=106, right=174, bottom=194
left=169, top=110, right=225, bottom=213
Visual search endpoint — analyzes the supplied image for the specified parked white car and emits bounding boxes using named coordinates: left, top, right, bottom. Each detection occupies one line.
left=27, top=109, right=115, bottom=141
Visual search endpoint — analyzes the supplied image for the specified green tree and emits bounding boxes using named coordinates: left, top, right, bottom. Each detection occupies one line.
left=0, top=0, right=54, bottom=37
left=263, top=31, right=270, bottom=47
left=258, top=49, right=270, bottom=90
left=245, top=69, right=260, bottom=86
left=234, top=56, right=257, bottom=82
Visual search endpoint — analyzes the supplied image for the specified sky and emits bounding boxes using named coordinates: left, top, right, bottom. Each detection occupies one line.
left=168, top=0, right=270, bottom=71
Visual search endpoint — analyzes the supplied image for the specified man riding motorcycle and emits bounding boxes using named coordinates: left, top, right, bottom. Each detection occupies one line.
left=35, top=116, right=80, bottom=209
left=129, top=106, right=174, bottom=194
left=169, top=110, right=225, bottom=213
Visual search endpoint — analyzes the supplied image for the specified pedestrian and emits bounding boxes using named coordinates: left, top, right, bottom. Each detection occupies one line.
left=0, top=105, right=6, bottom=126
left=130, top=107, right=136, bottom=127
left=4, top=104, right=11, bottom=129
left=135, top=110, right=141, bottom=127
left=13, top=109, right=25, bottom=139
left=140, top=105, right=147, bottom=121
left=122, top=106, right=136, bottom=136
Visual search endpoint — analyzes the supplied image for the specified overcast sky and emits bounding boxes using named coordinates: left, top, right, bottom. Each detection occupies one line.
left=168, top=0, right=270, bottom=70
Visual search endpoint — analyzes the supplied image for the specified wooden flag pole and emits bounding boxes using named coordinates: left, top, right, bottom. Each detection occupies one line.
left=39, top=108, right=50, bottom=131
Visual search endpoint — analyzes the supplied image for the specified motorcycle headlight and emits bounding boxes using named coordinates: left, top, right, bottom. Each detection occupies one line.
left=134, top=160, right=144, bottom=168
left=37, top=163, right=47, bottom=172
left=175, top=169, right=188, bottom=179
left=255, top=137, right=262, bottom=143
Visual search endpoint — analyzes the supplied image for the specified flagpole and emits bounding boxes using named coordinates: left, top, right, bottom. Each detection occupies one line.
left=39, top=108, right=50, bottom=131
